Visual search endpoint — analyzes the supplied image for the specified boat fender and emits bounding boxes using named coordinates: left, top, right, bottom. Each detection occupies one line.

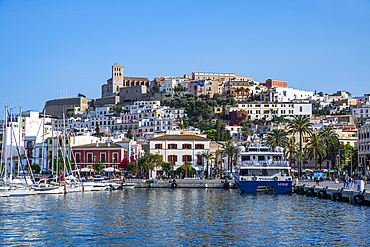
left=306, top=188, right=314, bottom=197
left=171, top=182, right=177, bottom=189
left=318, top=190, right=326, bottom=199
left=296, top=187, right=305, bottom=194
left=353, top=194, right=364, bottom=205
left=273, top=177, right=278, bottom=181
left=224, top=182, right=230, bottom=189
left=252, top=176, right=257, bottom=181
left=332, top=193, right=342, bottom=202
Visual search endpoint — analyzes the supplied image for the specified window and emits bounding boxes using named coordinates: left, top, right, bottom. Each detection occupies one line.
left=100, top=153, right=106, bottom=163
left=182, top=144, right=191, bottom=149
left=195, top=144, right=204, bottom=149
left=168, top=155, right=177, bottom=162
left=155, top=144, right=163, bottom=149
left=183, top=155, right=192, bottom=162
left=113, top=153, right=118, bottom=163
left=299, top=106, right=303, bottom=112
left=75, top=153, right=81, bottom=163
left=197, top=155, right=203, bottom=166
left=168, top=144, right=177, bottom=149
left=87, top=153, right=93, bottom=163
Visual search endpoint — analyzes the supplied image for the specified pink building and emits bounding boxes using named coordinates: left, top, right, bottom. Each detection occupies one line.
left=265, top=79, right=288, bottom=88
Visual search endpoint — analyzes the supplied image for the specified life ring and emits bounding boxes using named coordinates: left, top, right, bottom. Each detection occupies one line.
left=332, top=193, right=342, bottom=202
left=306, top=188, right=314, bottom=197
left=224, top=182, right=230, bottom=189
left=296, top=187, right=305, bottom=194
left=318, top=190, right=326, bottom=199
left=252, top=176, right=257, bottom=181
left=273, top=177, right=278, bottom=181
left=353, top=194, right=364, bottom=205
left=171, top=182, right=177, bottom=189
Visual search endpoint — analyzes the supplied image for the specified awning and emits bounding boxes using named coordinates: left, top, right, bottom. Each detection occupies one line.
left=81, top=167, right=94, bottom=172
left=103, top=167, right=120, bottom=172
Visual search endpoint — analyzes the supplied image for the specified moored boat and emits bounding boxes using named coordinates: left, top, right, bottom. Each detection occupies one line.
left=235, top=145, right=292, bottom=193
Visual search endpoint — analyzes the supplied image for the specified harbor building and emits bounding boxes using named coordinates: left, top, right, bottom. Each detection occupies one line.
left=149, top=135, right=211, bottom=175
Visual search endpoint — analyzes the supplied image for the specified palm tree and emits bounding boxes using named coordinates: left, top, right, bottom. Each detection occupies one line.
left=213, top=149, right=223, bottom=177
left=305, top=133, right=326, bottom=170
left=222, top=140, right=238, bottom=175
left=294, top=150, right=307, bottom=176
left=201, top=151, right=214, bottom=178
left=241, top=126, right=251, bottom=141
left=319, top=127, right=339, bottom=171
left=264, top=129, right=288, bottom=150
left=288, top=116, right=313, bottom=177
left=285, top=137, right=298, bottom=169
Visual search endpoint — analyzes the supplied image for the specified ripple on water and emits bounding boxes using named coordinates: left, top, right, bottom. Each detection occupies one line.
left=0, top=189, right=370, bottom=246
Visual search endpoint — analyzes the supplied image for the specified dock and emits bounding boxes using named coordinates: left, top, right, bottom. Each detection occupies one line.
left=293, top=181, right=370, bottom=206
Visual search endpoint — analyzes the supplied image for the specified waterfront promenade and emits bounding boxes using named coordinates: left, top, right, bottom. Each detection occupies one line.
left=298, top=180, right=370, bottom=191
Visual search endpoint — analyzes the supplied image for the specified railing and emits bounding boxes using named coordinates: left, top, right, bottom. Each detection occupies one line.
left=239, top=161, right=289, bottom=167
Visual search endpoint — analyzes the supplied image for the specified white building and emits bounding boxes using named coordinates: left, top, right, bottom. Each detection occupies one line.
left=233, top=101, right=312, bottom=120
left=262, top=87, right=313, bottom=102
left=357, top=124, right=370, bottom=173
left=149, top=135, right=211, bottom=176
left=352, top=107, right=370, bottom=119
left=354, top=94, right=370, bottom=105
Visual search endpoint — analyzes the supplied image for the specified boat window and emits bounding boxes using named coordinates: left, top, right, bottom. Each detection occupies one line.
left=253, top=156, right=255, bottom=160
left=261, top=169, right=268, bottom=176
left=273, top=156, right=281, bottom=161
left=267, top=156, right=270, bottom=160
left=249, top=148, right=257, bottom=152
left=240, top=170, right=248, bottom=176
left=258, top=156, right=265, bottom=161
left=241, top=155, right=250, bottom=161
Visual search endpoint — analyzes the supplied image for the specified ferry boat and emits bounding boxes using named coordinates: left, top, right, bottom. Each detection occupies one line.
left=235, top=144, right=292, bottom=193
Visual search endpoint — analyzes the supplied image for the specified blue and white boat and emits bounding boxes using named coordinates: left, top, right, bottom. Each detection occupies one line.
left=235, top=144, right=292, bottom=193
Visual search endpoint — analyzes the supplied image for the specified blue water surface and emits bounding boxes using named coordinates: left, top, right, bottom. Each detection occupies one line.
left=0, top=189, right=370, bottom=246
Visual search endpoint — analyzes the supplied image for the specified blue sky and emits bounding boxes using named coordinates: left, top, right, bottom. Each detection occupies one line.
left=0, top=0, right=369, bottom=113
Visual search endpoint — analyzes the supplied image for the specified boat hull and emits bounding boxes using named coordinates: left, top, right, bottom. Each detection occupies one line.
left=237, top=180, right=292, bottom=193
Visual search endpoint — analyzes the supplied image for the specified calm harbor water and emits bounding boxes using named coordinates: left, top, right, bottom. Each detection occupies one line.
left=1, top=189, right=370, bottom=246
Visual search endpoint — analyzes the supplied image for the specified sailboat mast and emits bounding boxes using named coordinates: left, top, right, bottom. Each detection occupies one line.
left=3, top=106, right=8, bottom=182
left=1, top=117, right=5, bottom=179
left=41, top=110, right=45, bottom=172
left=51, top=120, right=54, bottom=175
left=10, top=108, right=13, bottom=183
left=63, top=111, right=66, bottom=177
left=18, top=106, right=22, bottom=175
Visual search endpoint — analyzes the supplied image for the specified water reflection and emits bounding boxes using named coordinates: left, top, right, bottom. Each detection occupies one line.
left=0, top=189, right=369, bottom=246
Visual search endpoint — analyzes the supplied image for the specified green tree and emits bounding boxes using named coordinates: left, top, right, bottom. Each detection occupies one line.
left=94, top=162, right=105, bottom=175
left=126, top=162, right=136, bottom=173
left=205, top=129, right=216, bottom=141
left=222, top=140, right=239, bottom=175
left=31, top=163, right=41, bottom=174
left=127, top=127, right=133, bottom=139
left=94, top=123, right=103, bottom=137
left=162, top=162, right=173, bottom=176
left=176, top=165, right=196, bottom=176
left=305, top=133, right=326, bottom=170
left=201, top=151, right=214, bottom=178
left=288, top=116, right=313, bottom=177
left=284, top=137, right=298, bottom=169
left=114, top=105, right=123, bottom=116
left=319, top=127, right=339, bottom=171
left=264, top=129, right=288, bottom=150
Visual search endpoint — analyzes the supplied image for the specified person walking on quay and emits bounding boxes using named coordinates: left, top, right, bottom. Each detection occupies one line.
left=315, top=176, right=320, bottom=186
